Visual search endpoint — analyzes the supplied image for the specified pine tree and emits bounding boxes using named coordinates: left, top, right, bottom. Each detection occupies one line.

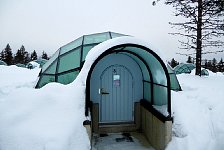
left=186, top=56, right=193, bottom=63
left=204, top=59, right=208, bottom=68
left=14, top=49, right=23, bottom=64
left=41, top=51, right=49, bottom=60
left=212, top=58, right=218, bottom=72
left=207, top=60, right=213, bottom=71
left=14, top=45, right=30, bottom=64
left=218, top=58, right=224, bottom=72
left=2, top=44, right=13, bottom=65
left=0, top=50, right=4, bottom=61
left=31, top=50, right=38, bottom=61
left=24, top=51, right=31, bottom=64
left=170, top=58, right=179, bottom=68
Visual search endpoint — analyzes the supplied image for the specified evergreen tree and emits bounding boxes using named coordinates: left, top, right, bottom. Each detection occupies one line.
left=212, top=58, right=218, bottom=72
left=0, top=50, right=4, bottom=61
left=186, top=56, right=193, bottom=63
left=31, top=50, right=38, bottom=61
left=170, top=58, right=179, bottom=68
left=14, top=49, right=23, bottom=64
left=207, top=60, right=213, bottom=71
left=24, top=51, right=31, bottom=64
left=41, top=51, right=49, bottom=60
left=204, top=59, right=208, bottom=68
left=2, top=44, right=13, bottom=65
left=218, top=58, right=224, bottom=72
left=14, top=45, right=30, bottom=64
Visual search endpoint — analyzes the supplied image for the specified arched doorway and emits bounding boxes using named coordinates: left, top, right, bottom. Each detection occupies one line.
left=85, top=43, right=172, bottom=150
left=89, top=53, right=143, bottom=126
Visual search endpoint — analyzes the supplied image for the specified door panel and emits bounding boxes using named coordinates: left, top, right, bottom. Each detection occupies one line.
left=100, top=65, right=133, bottom=123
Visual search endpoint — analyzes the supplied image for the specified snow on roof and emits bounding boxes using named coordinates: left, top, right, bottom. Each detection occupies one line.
left=75, top=36, right=167, bottom=85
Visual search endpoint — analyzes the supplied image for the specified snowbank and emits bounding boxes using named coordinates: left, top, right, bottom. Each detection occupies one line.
left=0, top=37, right=165, bottom=150
left=167, top=74, right=224, bottom=150
left=0, top=65, right=90, bottom=150
left=0, top=37, right=224, bottom=150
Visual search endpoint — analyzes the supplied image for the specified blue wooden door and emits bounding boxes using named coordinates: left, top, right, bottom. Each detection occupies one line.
left=100, top=65, right=134, bottom=123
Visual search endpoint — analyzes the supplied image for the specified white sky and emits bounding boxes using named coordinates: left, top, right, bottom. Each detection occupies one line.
left=0, top=0, right=223, bottom=62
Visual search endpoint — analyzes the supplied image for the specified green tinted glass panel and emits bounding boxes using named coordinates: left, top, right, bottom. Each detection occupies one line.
left=111, top=32, right=126, bottom=38
left=60, top=37, right=83, bottom=55
left=144, top=82, right=151, bottom=102
left=167, top=64, right=181, bottom=91
left=82, top=45, right=96, bottom=61
left=0, top=60, right=7, bottom=65
left=58, top=49, right=80, bottom=73
left=35, top=59, right=47, bottom=67
left=169, top=74, right=181, bottom=91
left=43, top=60, right=57, bottom=74
left=84, top=32, right=110, bottom=45
left=167, top=64, right=174, bottom=74
left=201, top=69, right=208, bottom=76
left=153, top=84, right=167, bottom=105
left=58, top=71, right=79, bottom=84
left=124, top=53, right=150, bottom=81
left=123, top=46, right=167, bottom=86
left=37, top=75, right=55, bottom=88
left=42, top=49, right=60, bottom=72
left=174, top=63, right=195, bottom=74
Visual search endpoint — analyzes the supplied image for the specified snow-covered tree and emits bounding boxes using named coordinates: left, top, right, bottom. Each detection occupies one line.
left=31, top=50, right=38, bottom=61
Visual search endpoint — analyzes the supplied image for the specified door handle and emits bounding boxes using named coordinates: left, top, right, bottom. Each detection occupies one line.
left=101, top=92, right=109, bottom=95
left=99, top=88, right=109, bottom=95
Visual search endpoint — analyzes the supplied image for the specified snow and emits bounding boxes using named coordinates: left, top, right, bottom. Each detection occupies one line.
left=167, top=74, right=224, bottom=150
left=92, top=133, right=154, bottom=150
left=153, top=105, right=169, bottom=117
left=0, top=37, right=224, bottom=149
left=0, top=65, right=90, bottom=150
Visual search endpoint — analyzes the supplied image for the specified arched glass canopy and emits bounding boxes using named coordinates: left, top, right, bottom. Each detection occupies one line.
left=85, top=42, right=172, bottom=117
left=174, top=63, right=196, bottom=74
left=34, top=59, right=48, bottom=67
left=0, top=60, right=7, bottom=66
left=201, top=68, right=209, bottom=76
left=35, top=32, right=126, bottom=88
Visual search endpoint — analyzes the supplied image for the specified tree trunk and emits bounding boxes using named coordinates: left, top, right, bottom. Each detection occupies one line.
left=195, top=0, right=203, bottom=76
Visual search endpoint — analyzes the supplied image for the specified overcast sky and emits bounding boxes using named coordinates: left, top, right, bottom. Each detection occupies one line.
left=0, top=0, right=223, bottom=62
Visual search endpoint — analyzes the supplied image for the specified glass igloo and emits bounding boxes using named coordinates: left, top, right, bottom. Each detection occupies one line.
left=35, top=32, right=125, bottom=88
left=174, top=63, right=196, bottom=74
left=0, top=60, right=7, bottom=66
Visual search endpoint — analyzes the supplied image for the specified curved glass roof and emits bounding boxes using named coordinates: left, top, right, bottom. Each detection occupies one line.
left=35, top=32, right=126, bottom=88
left=16, top=63, right=26, bottom=68
left=0, top=60, right=7, bottom=66
left=174, top=63, right=196, bottom=74
left=34, top=59, right=48, bottom=67
left=201, top=68, right=209, bottom=76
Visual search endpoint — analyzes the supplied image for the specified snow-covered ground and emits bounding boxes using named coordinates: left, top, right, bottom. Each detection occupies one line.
left=0, top=65, right=224, bottom=150
left=167, top=72, right=224, bottom=150
left=0, top=65, right=90, bottom=150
